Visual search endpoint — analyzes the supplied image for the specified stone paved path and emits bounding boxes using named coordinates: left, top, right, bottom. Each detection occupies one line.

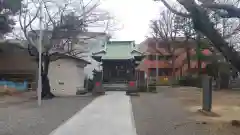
left=50, top=92, right=137, bottom=135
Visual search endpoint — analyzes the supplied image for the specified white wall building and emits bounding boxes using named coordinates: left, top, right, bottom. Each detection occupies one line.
left=48, top=32, right=109, bottom=96
left=49, top=54, right=90, bottom=96
left=28, top=31, right=109, bottom=95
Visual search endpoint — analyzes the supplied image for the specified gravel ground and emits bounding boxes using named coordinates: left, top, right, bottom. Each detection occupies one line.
left=0, top=96, right=94, bottom=135
left=131, top=89, right=211, bottom=135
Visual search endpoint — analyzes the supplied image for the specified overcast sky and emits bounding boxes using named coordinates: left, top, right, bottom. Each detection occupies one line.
left=100, top=0, right=164, bottom=43
left=9, top=0, right=165, bottom=44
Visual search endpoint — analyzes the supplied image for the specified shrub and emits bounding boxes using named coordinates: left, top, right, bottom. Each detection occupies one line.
left=84, top=78, right=94, bottom=92
left=178, top=75, right=202, bottom=87
left=138, top=85, right=147, bottom=92
left=148, top=83, right=157, bottom=92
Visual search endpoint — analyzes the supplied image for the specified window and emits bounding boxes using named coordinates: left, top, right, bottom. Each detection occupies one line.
left=159, top=68, right=172, bottom=76
left=149, top=68, right=172, bottom=76
left=158, top=56, right=165, bottom=60
left=157, top=55, right=173, bottom=60
left=148, top=55, right=156, bottom=60
left=148, top=55, right=173, bottom=60
left=149, top=68, right=156, bottom=77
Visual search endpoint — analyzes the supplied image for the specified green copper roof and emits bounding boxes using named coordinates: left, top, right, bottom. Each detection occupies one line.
left=131, top=50, right=143, bottom=56
left=103, top=45, right=131, bottom=59
left=102, top=41, right=134, bottom=59
left=92, top=41, right=144, bottom=60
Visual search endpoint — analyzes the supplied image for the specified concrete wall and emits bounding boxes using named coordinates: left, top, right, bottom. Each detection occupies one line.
left=49, top=58, right=85, bottom=96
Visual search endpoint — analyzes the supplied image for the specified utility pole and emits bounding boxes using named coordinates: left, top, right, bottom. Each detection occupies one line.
left=37, top=2, right=43, bottom=106
left=155, top=40, right=159, bottom=84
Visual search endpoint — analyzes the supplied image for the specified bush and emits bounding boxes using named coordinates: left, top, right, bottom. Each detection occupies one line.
left=178, top=75, right=202, bottom=87
left=148, top=83, right=157, bottom=92
left=138, top=85, right=147, bottom=92
left=84, top=78, right=94, bottom=92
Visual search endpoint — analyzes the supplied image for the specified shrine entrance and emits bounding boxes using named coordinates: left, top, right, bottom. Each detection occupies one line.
left=102, top=60, right=135, bottom=83
left=92, top=41, right=145, bottom=92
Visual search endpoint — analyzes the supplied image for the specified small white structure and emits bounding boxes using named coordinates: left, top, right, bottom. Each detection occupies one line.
left=49, top=53, right=90, bottom=96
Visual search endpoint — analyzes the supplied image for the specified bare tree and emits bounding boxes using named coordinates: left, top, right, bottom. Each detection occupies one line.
left=174, top=16, right=197, bottom=70
left=150, top=9, right=179, bottom=79
left=155, top=0, right=240, bottom=72
left=18, top=0, right=113, bottom=99
left=151, top=9, right=217, bottom=78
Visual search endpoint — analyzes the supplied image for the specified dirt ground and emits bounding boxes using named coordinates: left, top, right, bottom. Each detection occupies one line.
left=161, top=86, right=240, bottom=134
left=131, top=92, right=211, bottom=135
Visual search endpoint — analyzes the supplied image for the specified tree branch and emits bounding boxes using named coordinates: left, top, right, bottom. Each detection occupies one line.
left=18, top=0, right=111, bottom=64
left=224, top=24, right=240, bottom=39
left=19, top=2, right=35, bottom=46
left=25, top=6, right=40, bottom=28
left=156, top=0, right=191, bottom=18
left=175, top=0, right=240, bottom=71
left=202, top=3, right=240, bottom=18
left=42, top=0, right=56, bottom=27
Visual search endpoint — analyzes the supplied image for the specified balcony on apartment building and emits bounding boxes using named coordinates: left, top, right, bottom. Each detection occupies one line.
left=141, top=54, right=173, bottom=76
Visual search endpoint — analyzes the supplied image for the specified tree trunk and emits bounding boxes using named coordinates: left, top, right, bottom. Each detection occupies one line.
left=216, top=72, right=221, bottom=90
left=220, top=73, right=229, bottom=89
left=197, top=55, right=202, bottom=75
left=196, top=34, right=202, bottom=75
left=172, top=55, right=175, bottom=77
left=185, top=38, right=191, bottom=70
left=186, top=47, right=191, bottom=70
left=171, top=50, right=176, bottom=85
left=41, top=54, right=55, bottom=99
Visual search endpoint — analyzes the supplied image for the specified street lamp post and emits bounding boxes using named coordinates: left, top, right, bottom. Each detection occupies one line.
left=37, top=2, right=43, bottom=106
